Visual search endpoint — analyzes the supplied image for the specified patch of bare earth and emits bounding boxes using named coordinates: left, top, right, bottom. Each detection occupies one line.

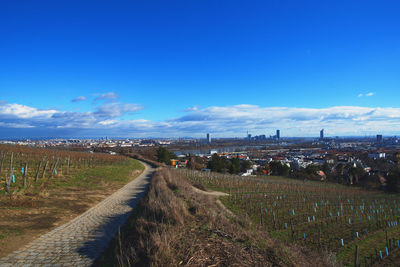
left=0, top=170, right=143, bottom=258
left=96, top=168, right=334, bottom=267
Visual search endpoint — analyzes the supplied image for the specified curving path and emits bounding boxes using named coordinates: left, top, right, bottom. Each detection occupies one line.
left=0, top=161, right=155, bottom=267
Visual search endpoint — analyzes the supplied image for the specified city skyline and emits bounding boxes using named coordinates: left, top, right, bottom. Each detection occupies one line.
left=1, top=1, right=400, bottom=138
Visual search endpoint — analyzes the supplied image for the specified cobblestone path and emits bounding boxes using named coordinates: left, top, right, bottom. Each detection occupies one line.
left=0, top=161, right=155, bottom=267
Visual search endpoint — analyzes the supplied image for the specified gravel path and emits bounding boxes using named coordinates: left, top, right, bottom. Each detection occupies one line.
left=0, top=161, right=155, bottom=267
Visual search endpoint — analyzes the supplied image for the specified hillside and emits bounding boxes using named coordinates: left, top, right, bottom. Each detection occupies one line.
left=0, top=145, right=144, bottom=257
left=96, top=168, right=332, bottom=266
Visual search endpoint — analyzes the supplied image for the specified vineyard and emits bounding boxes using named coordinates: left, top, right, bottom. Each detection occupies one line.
left=181, top=169, right=400, bottom=266
left=0, top=144, right=129, bottom=194
left=0, top=144, right=144, bottom=257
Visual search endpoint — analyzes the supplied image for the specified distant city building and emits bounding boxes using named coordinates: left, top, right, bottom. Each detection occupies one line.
left=320, top=129, right=324, bottom=140
left=368, top=152, right=386, bottom=159
left=247, top=134, right=252, bottom=141
left=276, top=130, right=280, bottom=140
left=207, top=133, right=211, bottom=144
left=253, top=135, right=266, bottom=141
left=209, top=149, right=218, bottom=155
left=376, top=134, right=383, bottom=143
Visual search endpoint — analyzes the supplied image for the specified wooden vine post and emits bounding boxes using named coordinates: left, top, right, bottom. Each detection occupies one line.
left=51, top=157, right=59, bottom=178
left=23, top=162, right=28, bottom=188
left=35, top=160, right=42, bottom=182
left=354, top=245, right=359, bottom=267
left=318, top=228, right=321, bottom=252
left=41, top=160, right=49, bottom=179
left=0, top=151, right=4, bottom=176
left=5, top=152, right=14, bottom=193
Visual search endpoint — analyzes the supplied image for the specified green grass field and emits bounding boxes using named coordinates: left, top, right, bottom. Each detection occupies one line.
left=51, top=158, right=145, bottom=189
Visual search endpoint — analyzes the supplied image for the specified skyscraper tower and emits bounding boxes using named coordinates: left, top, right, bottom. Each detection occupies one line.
left=320, top=129, right=324, bottom=140
left=207, top=133, right=211, bottom=144
left=377, top=134, right=383, bottom=143
left=276, top=129, right=280, bottom=140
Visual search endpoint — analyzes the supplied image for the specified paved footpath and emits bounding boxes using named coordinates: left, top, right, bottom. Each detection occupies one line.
left=0, top=161, right=155, bottom=267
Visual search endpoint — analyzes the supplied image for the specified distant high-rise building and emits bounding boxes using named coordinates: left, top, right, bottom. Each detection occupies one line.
left=320, top=129, right=324, bottom=140
left=247, top=130, right=251, bottom=141
left=253, top=135, right=267, bottom=141
left=377, top=134, right=383, bottom=143
left=276, top=130, right=280, bottom=140
left=207, top=133, right=211, bottom=144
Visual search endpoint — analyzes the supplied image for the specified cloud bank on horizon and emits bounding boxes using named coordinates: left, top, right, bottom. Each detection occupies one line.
left=0, top=96, right=399, bottom=138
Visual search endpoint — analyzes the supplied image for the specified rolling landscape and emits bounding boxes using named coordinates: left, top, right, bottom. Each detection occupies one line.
left=1, top=0, right=400, bottom=266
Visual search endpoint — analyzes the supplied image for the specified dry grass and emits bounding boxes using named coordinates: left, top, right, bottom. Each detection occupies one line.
left=96, top=168, right=335, bottom=267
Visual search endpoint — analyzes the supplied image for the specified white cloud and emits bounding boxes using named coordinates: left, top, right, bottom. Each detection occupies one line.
left=98, top=120, right=117, bottom=126
left=358, top=92, right=375, bottom=97
left=95, top=92, right=118, bottom=100
left=0, top=100, right=142, bottom=132
left=0, top=122, right=35, bottom=128
left=72, top=96, right=87, bottom=102
left=0, top=103, right=57, bottom=119
left=185, top=105, right=199, bottom=112
left=94, top=102, right=143, bottom=118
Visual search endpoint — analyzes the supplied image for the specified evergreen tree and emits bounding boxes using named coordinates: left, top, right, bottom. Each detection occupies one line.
left=229, top=157, right=240, bottom=174
left=156, top=146, right=175, bottom=165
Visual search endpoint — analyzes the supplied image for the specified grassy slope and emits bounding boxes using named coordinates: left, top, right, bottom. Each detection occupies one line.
left=51, top=158, right=144, bottom=189
left=183, top=170, right=400, bottom=267
left=95, top=168, right=333, bottom=267
left=0, top=158, right=144, bottom=256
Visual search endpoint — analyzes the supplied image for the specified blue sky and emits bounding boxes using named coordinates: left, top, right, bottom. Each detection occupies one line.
left=1, top=0, right=400, bottom=138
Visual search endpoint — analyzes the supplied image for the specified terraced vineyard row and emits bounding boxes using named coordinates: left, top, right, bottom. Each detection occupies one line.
left=180, top=169, right=400, bottom=266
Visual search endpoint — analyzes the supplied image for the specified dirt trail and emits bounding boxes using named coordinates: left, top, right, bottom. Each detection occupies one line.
left=191, top=186, right=229, bottom=197
left=191, top=186, right=235, bottom=217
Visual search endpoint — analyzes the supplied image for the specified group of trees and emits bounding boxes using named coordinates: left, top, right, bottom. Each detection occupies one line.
left=207, top=154, right=252, bottom=174
left=268, top=161, right=290, bottom=176
left=288, top=161, right=366, bottom=184
left=264, top=159, right=400, bottom=193
left=386, top=167, right=400, bottom=193
left=156, top=147, right=176, bottom=165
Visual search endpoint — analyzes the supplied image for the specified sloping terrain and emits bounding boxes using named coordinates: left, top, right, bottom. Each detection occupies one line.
left=96, top=168, right=334, bottom=266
